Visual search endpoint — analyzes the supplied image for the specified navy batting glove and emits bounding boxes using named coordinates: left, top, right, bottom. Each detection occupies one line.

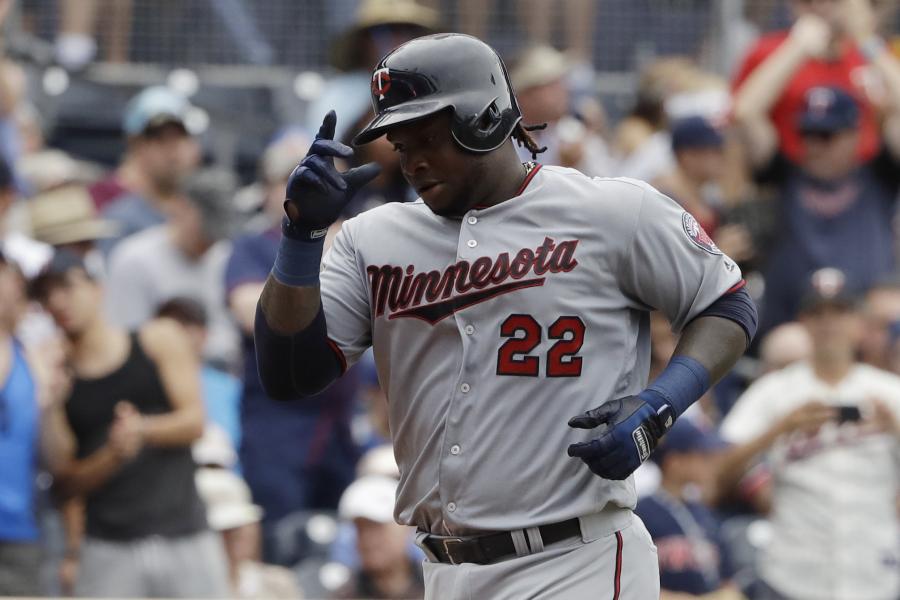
left=283, top=110, right=381, bottom=241
left=567, top=395, right=676, bottom=480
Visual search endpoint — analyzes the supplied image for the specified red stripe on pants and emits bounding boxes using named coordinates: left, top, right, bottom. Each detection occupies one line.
left=612, top=531, right=623, bottom=600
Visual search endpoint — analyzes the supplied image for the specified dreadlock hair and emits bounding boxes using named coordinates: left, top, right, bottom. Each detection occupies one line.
left=512, top=122, right=548, bottom=160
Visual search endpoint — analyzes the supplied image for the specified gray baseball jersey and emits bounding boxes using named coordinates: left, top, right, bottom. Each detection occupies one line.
left=320, top=165, right=740, bottom=536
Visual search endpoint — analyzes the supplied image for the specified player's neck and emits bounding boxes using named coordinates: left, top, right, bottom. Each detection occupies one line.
left=473, top=144, right=532, bottom=209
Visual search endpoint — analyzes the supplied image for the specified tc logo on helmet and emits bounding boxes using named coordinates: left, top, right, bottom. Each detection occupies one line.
left=372, top=68, right=392, bottom=100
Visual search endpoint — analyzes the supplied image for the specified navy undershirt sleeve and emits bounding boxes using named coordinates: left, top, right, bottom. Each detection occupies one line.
left=693, top=286, right=758, bottom=346
left=254, top=304, right=344, bottom=400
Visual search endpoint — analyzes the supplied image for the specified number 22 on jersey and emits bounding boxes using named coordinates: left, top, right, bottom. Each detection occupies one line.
left=496, top=314, right=585, bottom=377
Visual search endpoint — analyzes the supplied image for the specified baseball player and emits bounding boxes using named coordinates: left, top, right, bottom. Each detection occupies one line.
left=255, top=33, right=757, bottom=599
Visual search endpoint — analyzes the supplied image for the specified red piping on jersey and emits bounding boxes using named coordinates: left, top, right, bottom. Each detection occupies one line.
left=613, top=530, right=624, bottom=600
left=326, top=338, right=348, bottom=374
left=725, top=279, right=746, bottom=295
left=472, top=163, right=542, bottom=209
left=514, top=163, right=542, bottom=196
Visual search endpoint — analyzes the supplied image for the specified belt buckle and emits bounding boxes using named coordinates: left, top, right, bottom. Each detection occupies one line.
left=441, top=537, right=466, bottom=565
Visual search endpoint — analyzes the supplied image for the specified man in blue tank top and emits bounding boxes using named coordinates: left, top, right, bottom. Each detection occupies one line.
left=0, top=251, right=42, bottom=595
left=0, top=251, right=74, bottom=595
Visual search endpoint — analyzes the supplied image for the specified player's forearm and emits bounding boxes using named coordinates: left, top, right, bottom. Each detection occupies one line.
left=258, top=274, right=322, bottom=334
left=673, top=316, right=749, bottom=386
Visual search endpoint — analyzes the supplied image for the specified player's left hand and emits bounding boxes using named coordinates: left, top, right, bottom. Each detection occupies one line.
left=567, top=395, right=672, bottom=480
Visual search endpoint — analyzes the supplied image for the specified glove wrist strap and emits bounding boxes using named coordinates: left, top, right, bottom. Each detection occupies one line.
left=271, top=217, right=326, bottom=287
left=638, top=355, right=711, bottom=429
left=281, top=215, right=330, bottom=242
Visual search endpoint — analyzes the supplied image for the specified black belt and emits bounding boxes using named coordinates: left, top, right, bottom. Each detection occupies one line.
left=423, top=518, right=582, bottom=565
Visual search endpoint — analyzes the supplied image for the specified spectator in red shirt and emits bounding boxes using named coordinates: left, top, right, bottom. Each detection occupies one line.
left=732, top=0, right=897, bottom=163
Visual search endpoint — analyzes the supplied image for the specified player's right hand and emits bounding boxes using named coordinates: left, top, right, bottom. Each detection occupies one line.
left=567, top=395, right=672, bottom=480
left=284, top=110, right=380, bottom=238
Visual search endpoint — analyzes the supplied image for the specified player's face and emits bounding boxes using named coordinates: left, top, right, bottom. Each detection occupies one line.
left=387, top=111, right=486, bottom=217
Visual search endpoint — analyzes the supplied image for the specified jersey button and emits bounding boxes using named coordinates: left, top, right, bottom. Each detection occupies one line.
left=464, top=325, right=475, bottom=335
left=466, top=239, right=477, bottom=248
left=467, top=216, right=478, bottom=225
left=447, top=502, right=457, bottom=512
left=460, top=383, right=471, bottom=393
left=450, top=444, right=461, bottom=455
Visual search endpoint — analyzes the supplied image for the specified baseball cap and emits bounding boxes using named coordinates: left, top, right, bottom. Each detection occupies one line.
left=122, top=86, right=190, bottom=137
left=195, top=468, right=263, bottom=531
left=798, top=267, right=858, bottom=314
left=338, top=475, right=397, bottom=523
left=798, top=86, right=859, bottom=134
left=652, top=419, right=728, bottom=465
left=670, top=116, right=724, bottom=151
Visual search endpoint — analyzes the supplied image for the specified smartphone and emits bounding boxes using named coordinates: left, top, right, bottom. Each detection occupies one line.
left=836, top=405, right=862, bottom=423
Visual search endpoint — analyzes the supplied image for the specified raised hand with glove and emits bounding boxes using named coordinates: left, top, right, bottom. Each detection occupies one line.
left=567, top=355, right=711, bottom=480
left=272, top=110, right=380, bottom=287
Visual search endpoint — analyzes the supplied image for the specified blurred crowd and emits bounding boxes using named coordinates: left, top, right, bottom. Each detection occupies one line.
left=1, top=0, right=900, bottom=599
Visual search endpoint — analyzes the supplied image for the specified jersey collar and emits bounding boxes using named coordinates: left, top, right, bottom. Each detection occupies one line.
left=472, top=162, right=542, bottom=210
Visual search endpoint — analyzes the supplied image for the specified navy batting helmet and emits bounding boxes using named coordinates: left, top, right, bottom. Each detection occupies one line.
left=352, top=33, right=522, bottom=153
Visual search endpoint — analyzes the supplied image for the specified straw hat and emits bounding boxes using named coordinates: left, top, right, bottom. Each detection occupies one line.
left=16, top=150, right=103, bottom=194
left=330, top=0, right=440, bottom=71
left=27, top=184, right=119, bottom=246
left=510, top=45, right=571, bottom=92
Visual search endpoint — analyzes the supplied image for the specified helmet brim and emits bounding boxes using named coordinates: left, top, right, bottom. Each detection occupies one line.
left=352, top=99, right=449, bottom=146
